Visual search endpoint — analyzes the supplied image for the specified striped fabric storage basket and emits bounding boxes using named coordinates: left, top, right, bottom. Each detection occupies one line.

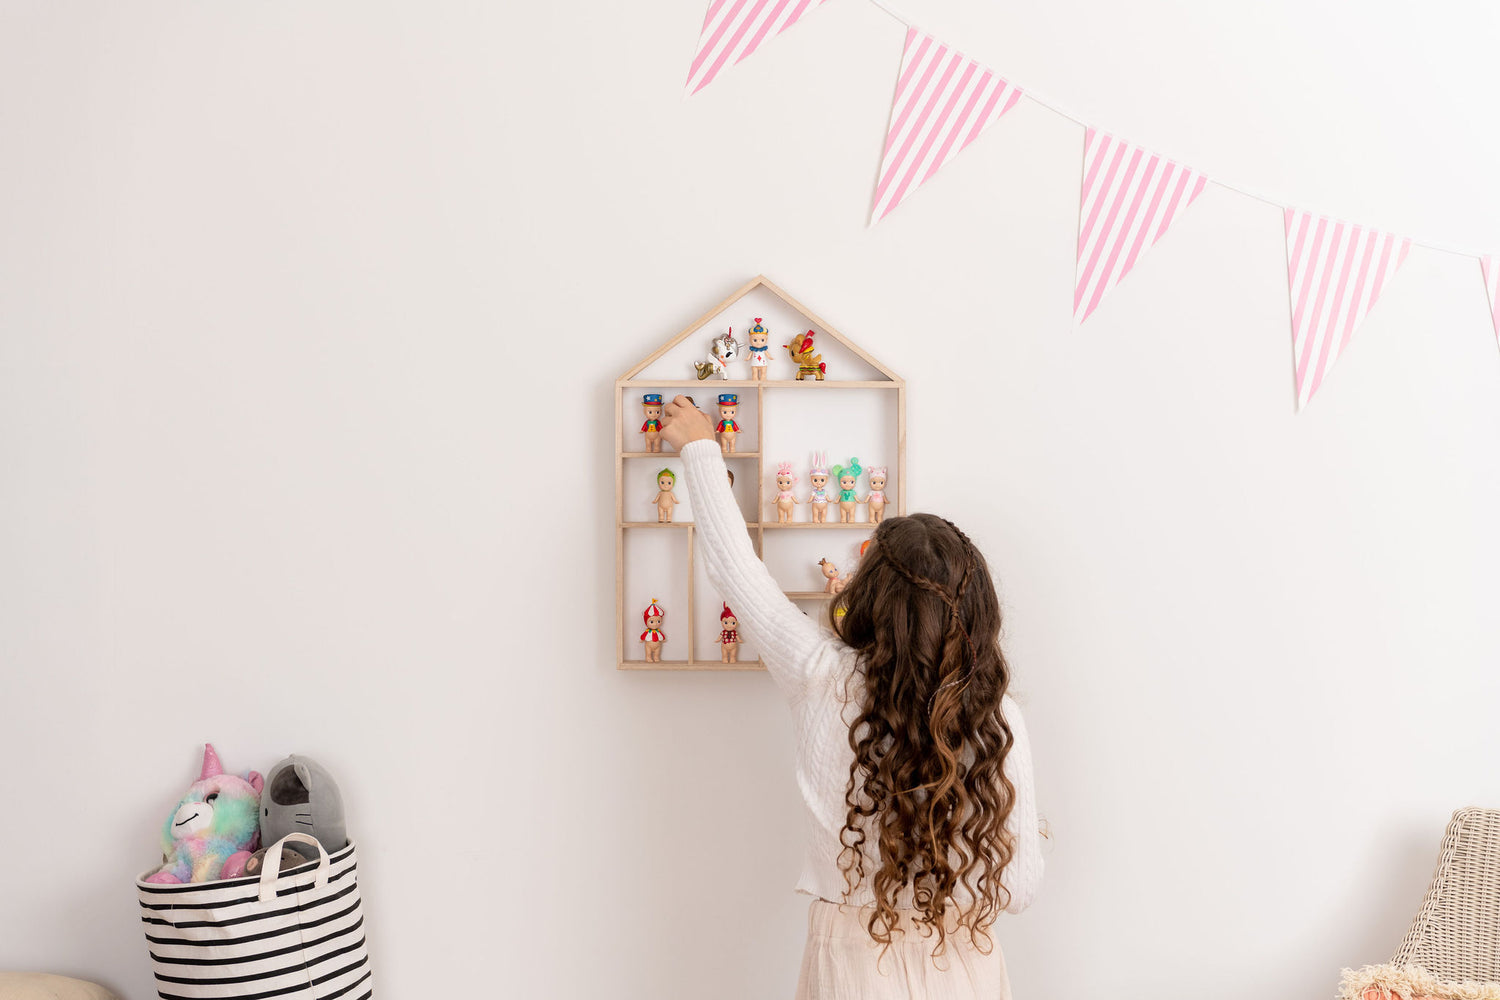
left=137, top=834, right=372, bottom=1000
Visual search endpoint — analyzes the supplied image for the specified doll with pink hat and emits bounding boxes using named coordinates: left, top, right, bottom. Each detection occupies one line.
left=771, top=461, right=800, bottom=524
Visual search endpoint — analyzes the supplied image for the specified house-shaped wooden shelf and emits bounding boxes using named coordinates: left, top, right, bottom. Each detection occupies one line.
left=615, top=275, right=906, bottom=671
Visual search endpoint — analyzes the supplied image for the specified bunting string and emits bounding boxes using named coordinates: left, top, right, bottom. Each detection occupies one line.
left=856, top=0, right=1488, bottom=260
left=685, top=0, right=1500, bottom=408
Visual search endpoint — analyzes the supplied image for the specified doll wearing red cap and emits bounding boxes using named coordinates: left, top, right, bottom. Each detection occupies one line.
left=639, top=599, right=666, bottom=663
left=719, top=603, right=740, bottom=664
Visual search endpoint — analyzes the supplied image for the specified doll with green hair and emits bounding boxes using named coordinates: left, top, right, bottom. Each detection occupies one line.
left=831, top=457, right=863, bottom=523
left=652, top=468, right=680, bottom=523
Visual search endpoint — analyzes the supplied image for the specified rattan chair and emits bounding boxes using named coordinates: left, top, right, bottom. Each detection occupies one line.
left=1341, top=808, right=1500, bottom=1000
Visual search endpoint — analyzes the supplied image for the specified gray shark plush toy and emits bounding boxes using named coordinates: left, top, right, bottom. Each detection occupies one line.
left=258, top=754, right=348, bottom=854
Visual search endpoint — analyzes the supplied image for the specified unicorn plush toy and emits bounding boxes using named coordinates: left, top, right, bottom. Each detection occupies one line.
left=144, top=744, right=264, bottom=884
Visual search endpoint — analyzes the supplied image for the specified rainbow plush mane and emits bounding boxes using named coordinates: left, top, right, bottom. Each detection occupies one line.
left=144, top=744, right=263, bottom=884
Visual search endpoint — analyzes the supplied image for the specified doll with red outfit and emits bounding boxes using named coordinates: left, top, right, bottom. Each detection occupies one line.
left=719, top=604, right=740, bottom=664
left=639, top=599, right=666, bottom=663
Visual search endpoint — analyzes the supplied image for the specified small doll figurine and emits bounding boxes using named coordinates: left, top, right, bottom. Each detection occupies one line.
left=807, top=452, right=831, bottom=523
left=771, top=461, right=800, bottom=523
left=818, top=557, right=847, bottom=595
left=652, top=468, right=680, bottom=523
left=831, top=457, right=863, bottom=523
left=719, top=603, right=741, bottom=663
left=715, top=393, right=739, bottom=455
left=693, top=329, right=741, bottom=381
left=784, top=329, right=826, bottom=381
left=747, top=318, right=770, bottom=382
left=865, top=466, right=889, bottom=524
left=640, top=393, right=664, bottom=454
left=639, top=598, right=666, bottom=663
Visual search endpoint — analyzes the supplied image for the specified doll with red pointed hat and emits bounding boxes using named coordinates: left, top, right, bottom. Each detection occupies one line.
left=719, top=604, right=741, bottom=663
left=639, top=599, right=666, bottom=663
left=715, top=394, right=740, bottom=455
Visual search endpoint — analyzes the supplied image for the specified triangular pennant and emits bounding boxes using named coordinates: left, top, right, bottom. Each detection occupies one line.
left=685, top=0, right=832, bottom=95
left=1481, top=256, right=1500, bottom=346
left=1074, top=130, right=1207, bottom=323
left=1285, top=209, right=1410, bottom=410
left=870, top=28, right=1022, bottom=223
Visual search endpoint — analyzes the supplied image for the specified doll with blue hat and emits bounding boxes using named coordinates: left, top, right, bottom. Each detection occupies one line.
left=715, top=394, right=739, bottom=455
left=640, top=394, right=664, bottom=454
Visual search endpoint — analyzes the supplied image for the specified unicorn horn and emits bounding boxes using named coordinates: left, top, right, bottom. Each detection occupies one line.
left=200, top=743, right=224, bottom=780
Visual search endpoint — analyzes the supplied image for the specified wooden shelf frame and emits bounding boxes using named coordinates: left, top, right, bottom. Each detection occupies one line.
left=616, top=276, right=907, bottom=672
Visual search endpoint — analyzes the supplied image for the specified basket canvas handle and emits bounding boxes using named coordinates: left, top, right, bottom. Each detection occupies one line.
left=257, top=832, right=332, bottom=904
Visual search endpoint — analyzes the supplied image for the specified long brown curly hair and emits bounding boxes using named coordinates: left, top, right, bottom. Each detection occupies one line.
left=831, top=513, right=1016, bottom=956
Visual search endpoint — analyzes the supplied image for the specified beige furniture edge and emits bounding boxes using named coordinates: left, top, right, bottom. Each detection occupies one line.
left=1340, top=807, right=1500, bottom=1000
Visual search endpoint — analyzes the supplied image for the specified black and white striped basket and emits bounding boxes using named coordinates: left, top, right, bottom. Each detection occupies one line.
left=137, top=833, right=372, bottom=1000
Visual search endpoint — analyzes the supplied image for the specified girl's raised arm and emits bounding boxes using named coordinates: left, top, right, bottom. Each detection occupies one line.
left=678, top=438, right=827, bottom=683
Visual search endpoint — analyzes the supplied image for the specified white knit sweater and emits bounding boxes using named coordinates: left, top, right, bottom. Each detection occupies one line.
left=680, top=439, right=1044, bottom=913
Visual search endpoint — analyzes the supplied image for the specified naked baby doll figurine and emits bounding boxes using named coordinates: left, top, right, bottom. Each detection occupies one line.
left=818, top=557, right=847, bottom=595
left=771, top=461, right=799, bottom=524
left=807, top=453, right=831, bottom=524
left=652, top=469, right=680, bottom=523
left=864, top=466, right=889, bottom=524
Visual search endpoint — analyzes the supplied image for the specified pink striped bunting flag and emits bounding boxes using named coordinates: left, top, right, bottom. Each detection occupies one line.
left=871, top=28, right=1023, bottom=223
left=1285, top=209, right=1410, bottom=410
left=1481, top=257, right=1500, bottom=345
left=685, top=0, right=831, bottom=95
left=1074, top=130, right=1207, bottom=323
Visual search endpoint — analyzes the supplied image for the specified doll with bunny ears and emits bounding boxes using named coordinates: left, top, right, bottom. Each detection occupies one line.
left=806, top=453, right=831, bottom=524
left=144, top=744, right=263, bottom=884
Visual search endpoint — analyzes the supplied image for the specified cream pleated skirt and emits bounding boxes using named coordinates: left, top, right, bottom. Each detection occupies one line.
left=794, top=899, right=1013, bottom=1000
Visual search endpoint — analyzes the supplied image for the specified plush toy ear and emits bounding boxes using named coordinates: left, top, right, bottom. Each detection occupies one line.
left=247, top=770, right=265, bottom=795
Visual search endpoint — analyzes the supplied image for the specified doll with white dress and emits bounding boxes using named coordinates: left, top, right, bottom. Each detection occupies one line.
left=806, top=452, right=831, bottom=524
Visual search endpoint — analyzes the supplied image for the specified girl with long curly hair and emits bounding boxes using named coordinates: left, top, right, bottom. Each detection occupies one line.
left=661, top=397, right=1043, bottom=1000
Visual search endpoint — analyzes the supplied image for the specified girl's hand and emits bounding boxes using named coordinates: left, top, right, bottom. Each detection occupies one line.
left=661, top=395, right=715, bottom=450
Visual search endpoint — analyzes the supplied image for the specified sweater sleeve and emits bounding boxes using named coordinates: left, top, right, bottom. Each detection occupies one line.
left=679, top=439, right=829, bottom=694
left=1000, top=695, right=1045, bottom=914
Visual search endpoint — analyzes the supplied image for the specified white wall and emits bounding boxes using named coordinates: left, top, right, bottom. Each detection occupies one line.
left=4, top=1, right=1500, bottom=997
